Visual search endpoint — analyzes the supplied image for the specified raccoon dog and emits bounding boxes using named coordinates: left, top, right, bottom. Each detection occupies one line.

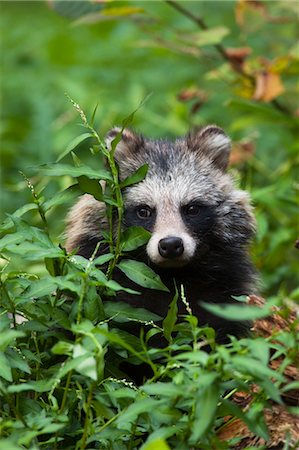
left=66, top=126, right=256, bottom=343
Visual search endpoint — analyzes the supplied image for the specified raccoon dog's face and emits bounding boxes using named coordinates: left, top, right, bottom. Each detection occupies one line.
left=106, top=126, right=254, bottom=268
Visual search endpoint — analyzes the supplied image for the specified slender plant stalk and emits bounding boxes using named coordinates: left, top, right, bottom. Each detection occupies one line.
left=59, top=370, right=73, bottom=413
left=0, top=281, right=17, bottom=328
left=165, top=0, right=236, bottom=65
left=105, top=149, right=124, bottom=280
left=79, top=382, right=95, bottom=450
left=20, top=171, right=50, bottom=236
left=77, top=273, right=88, bottom=324
left=128, top=419, right=138, bottom=450
left=68, top=96, right=124, bottom=281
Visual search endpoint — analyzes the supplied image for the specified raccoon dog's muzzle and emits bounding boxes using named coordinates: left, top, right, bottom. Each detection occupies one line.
left=146, top=227, right=197, bottom=268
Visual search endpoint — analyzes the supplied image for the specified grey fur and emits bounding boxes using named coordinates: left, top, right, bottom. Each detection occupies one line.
left=65, top=126, right=256, bottom=344
left=66, top=126, right=255, bottom=261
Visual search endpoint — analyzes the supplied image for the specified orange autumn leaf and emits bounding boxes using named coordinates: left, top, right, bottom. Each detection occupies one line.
left=230, top=141, right=255, bottom=166
left=218, top=406, right=299, bottom=447
left=217, top=417, right=250, bottom=441
left=177, top=87, right=204, bottom=102
left=225, top=47, right=252, bottom=72
left=225, top=47, right=252, bottom=60
left=253, top=71, right=285, bottom=102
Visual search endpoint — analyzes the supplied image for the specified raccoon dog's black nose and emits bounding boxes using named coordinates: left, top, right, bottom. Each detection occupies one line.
left=158, top=237, right=184, bottom=259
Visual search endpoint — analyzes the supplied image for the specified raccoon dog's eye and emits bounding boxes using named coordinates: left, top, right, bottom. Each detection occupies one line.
left=136, top=205, right=152, bottom=219
left=184, top=204, right=201, bottom=216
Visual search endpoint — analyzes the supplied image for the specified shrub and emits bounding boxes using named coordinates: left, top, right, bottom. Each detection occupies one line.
left=0, top=103, right=298, bottom=450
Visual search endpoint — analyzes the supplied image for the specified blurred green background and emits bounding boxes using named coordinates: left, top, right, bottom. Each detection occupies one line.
left=1, top=0, right=298, bottom=297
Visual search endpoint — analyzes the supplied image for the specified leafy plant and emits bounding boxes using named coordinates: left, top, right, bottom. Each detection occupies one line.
left=1, top=0, right=298, bottom=297
left=0, top=103, right=298, bottom=449
left=1, top=1, right=298, bottom=448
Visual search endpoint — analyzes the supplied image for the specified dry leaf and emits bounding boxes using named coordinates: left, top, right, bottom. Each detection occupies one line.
left=230, top=141, right=255, bottom=165
left=177, top=88, right=207, bottom=102
left=177, top=88, right=207, bottom=114
left=218, top=406, right=299, bottom=449
left=253, top=71, right=285, bottom=102
left=217, top=295, right=299, bottom=449
left=225, top=47, right=252, bottom=71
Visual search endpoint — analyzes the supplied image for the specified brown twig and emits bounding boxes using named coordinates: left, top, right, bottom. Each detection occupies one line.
left=166, top=0, right=292, bottom=116
left=166, top=0, right=230, bottom=65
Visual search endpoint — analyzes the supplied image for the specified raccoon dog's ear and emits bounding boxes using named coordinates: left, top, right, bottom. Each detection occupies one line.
left=187, top=125, right=231, bottom=171
left=105, top=127, right=144, bottom=161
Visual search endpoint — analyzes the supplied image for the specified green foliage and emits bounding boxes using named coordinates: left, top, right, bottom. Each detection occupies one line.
left=1, top=1, right=298, bottom=448
left=1, top=0, right=298, bottom=296
left=1, top=103, right=298, bottom=449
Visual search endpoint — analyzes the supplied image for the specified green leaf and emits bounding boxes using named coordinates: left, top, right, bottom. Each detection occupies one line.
left=51, top=341, right=74, bottom=356
left=21, top=275, right=81, bottom=299
left=51, top=0, right=104, bottom=20
left=102, top=196, right=118, bottom=207
left=222, top=399, right=257, bottom=436
left=88, top=327, right=146, bottom=361
left=120, top=164, right=148, bottom=189
left=73, top=6, right=145, bottom=26
left=21, top=278, right=57, bottom=299
left=6, top=348, right=31, bottom=374
left=0, top=218, right=65, bottom=260
left=38, top=163, right=112, bottom=180
left=0, top=329, right=25, bottom=351
left=163, top=288, right=178, bottom=342
left=142, top=438, right=171, bottom=450
left=0, top=439, right=23, bottom=450
left=228, top=99, right=293, bottom=125
left=288, top=406, right=299, bottom=416
left=3, top=242, right=64, bottom=260
left=141, top=428, right=179, bottom=450
left=43, top=184, right=80, bottom=212
left=91, top=103, right=99, bottom=127
left=104, top=280, right=145, bottom=294
left=121, top=226, right=151, bottom=251
left=70, top=255, right=107, bottom=281
left=93, top=253, right=114, bottom=266
left=258, top=379, right=282, bottom=404
left=190, top=382, right=220, bottom=443
left=0, top=203, right=38, bottom=231
left=201, top=301, right=274, bottom=321
left=117, top=259, right=169, bottom=292
left=0, top=232, right=24, bottom=250
left=246, top=338, right=269, bottom=366
left=53, top=275, right=81, bottom=293
left=45, top=255, right=65, bottom=277
left=194, top=26, right=229, bottom=46
left=104, top=301, right=161, bottom=323
left=231, top=356, right=285, bottom=381
left=73, top=344, right=98, bottom=381
left=281, top=381, right=299, bottom=392
left=57, top=132, right=93, bottom=162
left=77, top=175, right=103, bottom=201
left=84, top=284, right=105, bottom=322
left=7, top=379, right=55, bottom=393
left=231, top=295, right=248, bottom=303
left=71, top=151, right=82, bottom=167
left=141, top=382, right=185, bottom=397
left=0, top=352, right=12, bottom=382
left=116, top=398, right=163, bottom=430
left=174, top=351, right=209, bottom=365
left=52, top=354, right=92, bottom=383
